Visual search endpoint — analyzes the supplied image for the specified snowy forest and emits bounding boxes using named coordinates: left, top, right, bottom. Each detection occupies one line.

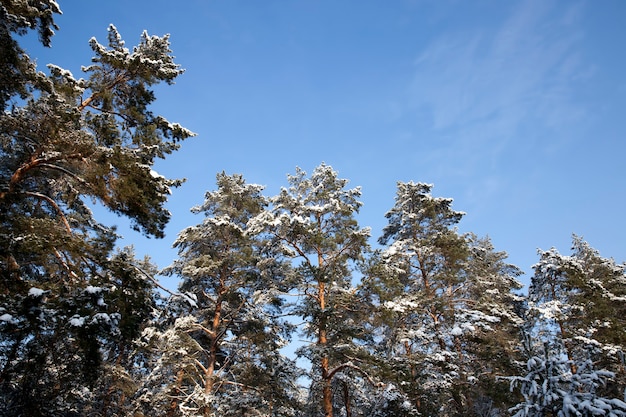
left=1, top=2, right=625, bottom=417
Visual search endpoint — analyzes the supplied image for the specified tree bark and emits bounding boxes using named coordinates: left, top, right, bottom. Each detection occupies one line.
left=342, top=380, right=352, bottom=417
left=205, top=292, right=223, bottom=395
left=319, top=280, right=333, bottom=417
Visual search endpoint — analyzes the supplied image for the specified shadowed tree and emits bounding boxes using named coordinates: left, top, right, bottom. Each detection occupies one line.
left=0, top=5, right=193, bottom=414
left=507, top=235, right=626, bottom=416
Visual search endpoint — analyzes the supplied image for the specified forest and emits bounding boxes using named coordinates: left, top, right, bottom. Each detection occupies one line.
left=1, top=2, right=625, bottom=416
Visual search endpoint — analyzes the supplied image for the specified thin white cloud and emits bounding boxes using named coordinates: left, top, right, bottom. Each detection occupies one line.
left=406, top=0, right=590, bottom=206
left=411, top=0, right=588, bottom=140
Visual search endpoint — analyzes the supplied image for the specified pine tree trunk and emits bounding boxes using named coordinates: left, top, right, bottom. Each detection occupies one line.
left=205, top=293, right=223, bottom=395
left=318, top=265, right=334, bottom=417
left=200, top=285, right=224, bottom=417
left=322, top=355, right=333, bottom=417
left=404, top=340, right=421, bottom=410
left=342, top=380, right=352, bottom=417
left=314, top=245, right=334, bottom=417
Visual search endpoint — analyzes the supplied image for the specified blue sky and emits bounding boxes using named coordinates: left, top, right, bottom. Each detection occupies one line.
left=24, top=0, right=626, bottom=289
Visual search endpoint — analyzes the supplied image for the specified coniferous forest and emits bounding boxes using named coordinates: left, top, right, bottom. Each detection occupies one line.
left=1, top=3, right=625, bottom=416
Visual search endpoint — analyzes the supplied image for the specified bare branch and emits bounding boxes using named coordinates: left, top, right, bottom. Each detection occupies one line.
left=131, top=264, right=198, bottom=307
left=193, top=358, right=207, bottom=375
left=221, top=380, right=261, bottom=393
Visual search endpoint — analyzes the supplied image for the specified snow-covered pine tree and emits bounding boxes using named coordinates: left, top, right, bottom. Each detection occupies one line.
left=0, top=0, right=60, bottom=109
left=506, top=328, right=626, bottom=416
left=366, top=182, right=524, bottom=416
left=0, top=5, right=193, bottom=414
left=508, top=235, right=626, bottom=415
left=461, top=233, right=527, bottom=413
left=139, top=173, right=302, bottom=417
left=90, top=248, right=163, bottom=416
left=249, top=163, right=372, bottom=417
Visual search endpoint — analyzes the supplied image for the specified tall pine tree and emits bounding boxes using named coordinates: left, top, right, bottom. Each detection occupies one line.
left=366, top=182, right=524, bottom=416
left=249, top=163, right=371, bottom=417
left=0, top=4, right=193, bottom=414
left=140, top=173, right=301, bottom=417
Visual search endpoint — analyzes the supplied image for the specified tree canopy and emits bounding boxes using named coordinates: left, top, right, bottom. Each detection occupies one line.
left=1, top=2, right=624, bottom=417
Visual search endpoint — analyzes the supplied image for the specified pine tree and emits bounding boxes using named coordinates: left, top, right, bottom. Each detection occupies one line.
left=508, top=235, right=626, bottom=415
left=0, top=0, right=60, bottom=109
left=506, top=327, right=626, bottom=416
left=0, top=5, right=193, bottom=414
left=461, top=234, right=527, bottom=414
left=92, top=248, right=162, bottom=416
left=366, top=182, right=524, bottom=416
left=139, top=173, right=301, bottom=417
left=249, top=163, right=372, bottom=417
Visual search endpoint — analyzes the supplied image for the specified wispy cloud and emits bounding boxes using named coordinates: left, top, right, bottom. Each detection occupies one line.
left=412, top=0, right=587, bottom=136
left=407, top=0, right=589, bottom=200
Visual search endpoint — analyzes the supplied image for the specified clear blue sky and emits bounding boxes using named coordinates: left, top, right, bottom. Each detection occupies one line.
left=23, top=0, right=626, bottom=289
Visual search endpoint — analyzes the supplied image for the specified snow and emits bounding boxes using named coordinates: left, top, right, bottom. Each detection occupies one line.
left=150, top=169, right=163, bottom=179
left=179, top=292, right=198, bottom=308
left=450, top=326, right=463, bottom=336
left=533, top=300, right=564, bottom=320
left=92, top=313, right=116, bottom=325
left=85, top=285, right=103, bottom=294
left=69, top=316, right=86, bottom=327
left=28, top=287, right=46, bottom=297
left=47, top=64, right=74, bottom=79
left=383, top=299, right=420, bottom=313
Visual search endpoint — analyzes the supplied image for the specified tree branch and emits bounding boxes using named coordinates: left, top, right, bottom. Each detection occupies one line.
left=52, top=248, right=79, bottom=280
left=77, top=73, right=129, bottom=112
left=327, top=361, right=379, bottom=387
left=131, top=264, right=197, bottom=306
left=0, top=152, right=87, bottom=200
left=193, top=358, right=208, bottom=375
left=39, top=163, right=89, bottom=186
left=24, top=191, right=71, bottom=234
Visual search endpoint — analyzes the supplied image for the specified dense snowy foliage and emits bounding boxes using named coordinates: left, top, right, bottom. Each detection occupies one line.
left=361, top=182, right=525, bottom=416
left=0, top=2, right=192, bottom=415
left=506, top=338, right=626, bottom=417
left=1, top=3, right=624, bottom=417
left=140, top=173, right=302, bottom=416
left=504, top=236, right=626, bottom=417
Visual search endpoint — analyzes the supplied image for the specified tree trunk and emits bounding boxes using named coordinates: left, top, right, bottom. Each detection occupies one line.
left=205, top=295, right=223, bottom=395
left=322, top=356, right=333, bottom=417
left=319, top=279, right=333, bottom=417
left=404, top=340, right=421, bottom=410
left=200, top=285, right=224, bottom=417
left=342, top=380, right=352, bottom=417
